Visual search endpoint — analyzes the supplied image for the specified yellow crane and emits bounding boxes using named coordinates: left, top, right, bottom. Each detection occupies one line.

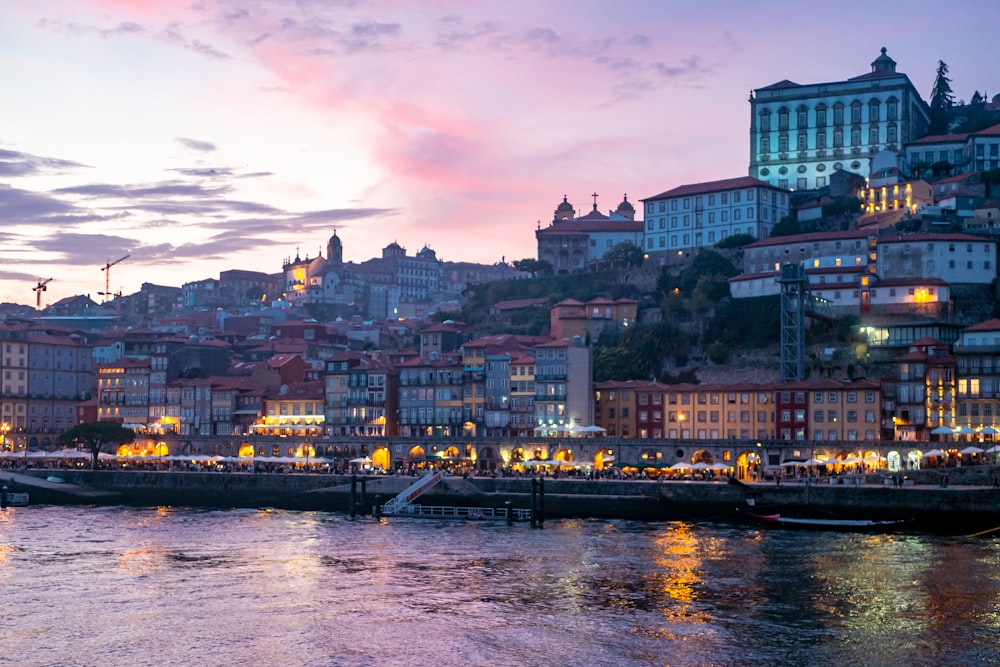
left=101, top=254, right=130, bottom=303
left=33, top=278, right=53, bottom=309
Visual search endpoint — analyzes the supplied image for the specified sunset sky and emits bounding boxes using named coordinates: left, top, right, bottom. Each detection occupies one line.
left=2, top=0, right=998, bottom=307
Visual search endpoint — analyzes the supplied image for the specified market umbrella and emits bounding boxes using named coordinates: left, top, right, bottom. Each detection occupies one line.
left=931, top=425, right=955, bottom=435
left=980, top=426, right=1000, bottom=436
left=922, top=449, right=946, bottom=458
left=959, top=445, right=984, bottom=455
left=955, top=426, right=977, bottom=436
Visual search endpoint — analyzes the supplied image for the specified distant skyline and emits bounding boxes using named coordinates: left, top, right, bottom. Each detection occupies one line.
left=3, top=1, right=999, bottom=307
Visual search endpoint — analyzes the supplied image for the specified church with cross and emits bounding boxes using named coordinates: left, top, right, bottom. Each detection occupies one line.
left=535, top=192, right=643, bottom=272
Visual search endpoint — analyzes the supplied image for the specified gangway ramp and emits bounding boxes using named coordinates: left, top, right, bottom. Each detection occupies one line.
left=381, top=470, right=445, bottom=515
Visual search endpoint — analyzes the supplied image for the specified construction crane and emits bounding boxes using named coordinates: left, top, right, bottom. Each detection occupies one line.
left=101, top=254, right=130, bottom=303
left=33, top=278, right=53, bottom=309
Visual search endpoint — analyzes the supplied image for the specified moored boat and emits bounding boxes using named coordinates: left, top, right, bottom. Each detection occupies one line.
left=747, top=511, right=913, bottom=532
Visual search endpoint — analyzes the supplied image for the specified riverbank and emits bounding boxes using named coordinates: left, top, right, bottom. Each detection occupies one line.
left=4, top=468, right=1000, bottom=534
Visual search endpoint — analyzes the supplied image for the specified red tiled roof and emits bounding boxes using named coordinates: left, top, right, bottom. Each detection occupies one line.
left=963, top=318, right=1000, bottom=332
left=642, top=176, right=780, bottom=201
left=908, top=132, right=969, bottom=145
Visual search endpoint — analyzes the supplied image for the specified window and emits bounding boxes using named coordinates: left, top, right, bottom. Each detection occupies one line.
left=851, top=128, right=861, bottom=145
left=834, top=129, right=843, bottom=147
left=779, top=135, right=788, bottom=152
left=833, top=105, right=844, bottom=125
left=797, top=178, right=806, bottom=190
left=817, top=132, right=826, bottom=149
left=869, top=127, right=879, bottom=144
left=797, top=109, right=807, bottom=127
left=851, top=103, right=861, bottom=123
left=868, top=102, right=879, bottom=122
left=797, top=133, right=807, bottom=150
left=760, top=112, right=770, bottom=132
left=816, top=108, right=827, bottom=126
left=778, top=110, right=789, bottom=130
left=761, top=136, right=770, bottom=152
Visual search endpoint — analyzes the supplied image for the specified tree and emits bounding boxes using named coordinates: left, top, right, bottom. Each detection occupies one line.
left=512, top=258, right=553, bottom=278
left=602, top=242, right=644, bottom=270
left=244, top=285, right=265, bottom=303
left=57, top=421, right=135, bottom=470
left=929, top=60, right=954, bottom=135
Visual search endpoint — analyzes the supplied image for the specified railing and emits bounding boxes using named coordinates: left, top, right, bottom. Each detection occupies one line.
left=383, top=504, right=532, bottom=521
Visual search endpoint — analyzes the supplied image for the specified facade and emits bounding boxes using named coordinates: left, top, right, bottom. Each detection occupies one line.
left=750, top=47, right=930, bottom=192
left=731, top=231, right=997, bottom=316
left=549, top=297, right=636, bottom=340
left=883, top=338, right=955, bottom=441
left=953, top=320, right=1000, bottom=433
left=536, top=194, right=642, bottom=272
left=903, top=123, right=1000, bottom=177
left=533, top=338, right=593, bottom=434
left=640, top=177, right=789, bottom=258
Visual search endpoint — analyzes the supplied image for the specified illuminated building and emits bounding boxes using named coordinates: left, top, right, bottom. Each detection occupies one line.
left=535, top=193, right=642, bottom=272
left=953, top=319, right=1000, bottom=434
left=750, top=47, right=930, bottom=191
left=640, top=176, right=789, bottom=259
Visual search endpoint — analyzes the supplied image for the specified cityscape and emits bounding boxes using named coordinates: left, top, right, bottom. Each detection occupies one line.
left=2, top=45, right=1000, bottom=480
left=7, top=5, right=1000, bottom=666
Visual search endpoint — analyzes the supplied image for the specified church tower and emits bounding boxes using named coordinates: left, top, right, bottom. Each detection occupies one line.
left=327, top=231, right=343, bottom=266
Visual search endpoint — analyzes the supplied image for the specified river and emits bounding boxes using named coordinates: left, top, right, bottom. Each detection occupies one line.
left=1, top=506, right=998, bottom=666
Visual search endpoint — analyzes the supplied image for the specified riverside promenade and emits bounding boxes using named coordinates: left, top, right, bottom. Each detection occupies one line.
left=4, top=467, right=1000, bottom=534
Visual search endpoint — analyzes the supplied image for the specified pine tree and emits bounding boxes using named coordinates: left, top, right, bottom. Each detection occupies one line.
left=929, top=60, right=954, bottom=134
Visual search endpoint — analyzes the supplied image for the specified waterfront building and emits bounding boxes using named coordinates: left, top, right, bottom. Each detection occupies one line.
left=883, top=338, right=955, bottom=441
left=23, top=332, right=93, bottom=442
left=535, top=193, right=642, bottom=272
left=508, top=352, right=536, bottom=438
left=324, top=353, right=362, bottom=436
left=533, top=337, right=593, bottom=435
left=750, top=47, right=930, bottom=191
left=640, top=177, right=789, bottom=260
left=774, top=380, right=880, bottom=441
left=397, top=354, right=463, bottom=437
left=95, top=358, right=151, bottom=428
left=254, top=380, right=325, bottom=439
left=346, top=355, right=397, bottom=437
left=594, top=380, right=655, bottom=438
left=953, top=319, right=1000, bottom=432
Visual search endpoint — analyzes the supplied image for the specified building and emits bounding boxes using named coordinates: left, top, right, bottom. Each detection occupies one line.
left=533, top=337, right=593, bottom=435
left=730, top=230, right=997, bottom=316
left=903, top=123, right=1000, bottom=177
left=883, top=338, right=955, bottom=442
left=640, top=177, right=789, bottom=259
left=549, top=297, right=637, bottom=340
left=536, top=194, right=642, bottom=272
left=750, top=47, right=930, bottom=191
left=953, top=319, right=1000, bottom=433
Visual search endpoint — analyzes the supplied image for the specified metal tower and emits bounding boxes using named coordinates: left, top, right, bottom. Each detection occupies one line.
left=778, top=263, right=807, bottom=382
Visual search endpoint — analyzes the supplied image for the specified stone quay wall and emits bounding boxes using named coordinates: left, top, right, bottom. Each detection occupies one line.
left=8, top=468, right=1000, bottom=534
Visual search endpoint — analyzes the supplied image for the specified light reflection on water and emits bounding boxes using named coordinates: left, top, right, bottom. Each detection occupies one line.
left=1, top=506, right=999, bottom=666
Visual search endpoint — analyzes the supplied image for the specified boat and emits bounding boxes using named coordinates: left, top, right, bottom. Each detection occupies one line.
left=746, top=511, right=912, bottom=532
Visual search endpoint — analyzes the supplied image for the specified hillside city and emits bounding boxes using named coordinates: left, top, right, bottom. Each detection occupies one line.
left=4, top=47, right=1000, bottom=475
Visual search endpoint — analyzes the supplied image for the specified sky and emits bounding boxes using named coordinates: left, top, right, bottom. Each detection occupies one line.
left=2, top=0, right=999, bottom=308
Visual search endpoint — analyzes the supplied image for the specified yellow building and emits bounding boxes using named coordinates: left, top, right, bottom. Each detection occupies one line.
left=858, top=178, right=932, bottom=215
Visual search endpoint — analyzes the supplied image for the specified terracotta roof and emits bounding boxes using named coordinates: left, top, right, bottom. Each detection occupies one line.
left=908, top=132, right=969, bottom=145
left=744, top=229, right=871, bottom=249
left=963, top=318, right=1000, bottom=332
left=537, top=219, right=643, bottom=234
left=642, top=176, right=780, bottom=201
